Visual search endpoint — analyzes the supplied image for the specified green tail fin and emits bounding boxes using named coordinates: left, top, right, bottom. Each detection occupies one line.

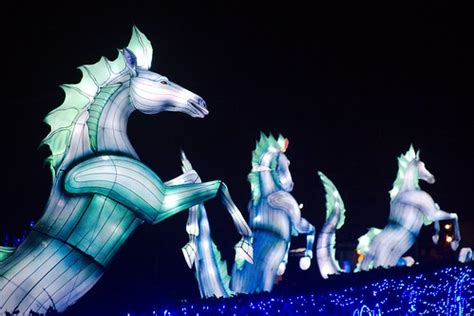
left=318, top=171, right=346, bottom=229
left=212, top=242, right=234, bottom=297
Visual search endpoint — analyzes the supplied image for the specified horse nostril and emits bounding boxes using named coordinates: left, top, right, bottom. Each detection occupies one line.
left=198, top=98, right=207, bottom=108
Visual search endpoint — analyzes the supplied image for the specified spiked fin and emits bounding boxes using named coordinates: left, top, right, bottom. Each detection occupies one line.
left=212, top=242, right=234, bottom=297
left=389, top=145, right=419, bottom=200
left=318, top=171, right=346, bottom=229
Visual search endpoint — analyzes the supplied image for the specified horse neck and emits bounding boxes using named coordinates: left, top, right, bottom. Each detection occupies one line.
left=259, top=170, right=279, bottom=198
left=399, top=163, right=418, bottom=193
left=96, top=84, right=139, bottom=159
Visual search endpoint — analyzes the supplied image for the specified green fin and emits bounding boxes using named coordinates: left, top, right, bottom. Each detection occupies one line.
left=318, top=171, right=346, bottom=229
left=212, top=242, right=234, bottom=296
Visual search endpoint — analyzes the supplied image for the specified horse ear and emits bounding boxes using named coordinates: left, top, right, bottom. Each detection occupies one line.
left=122, top=48, right=138, bottom=77
left=416, top=150, right=420, bottom=160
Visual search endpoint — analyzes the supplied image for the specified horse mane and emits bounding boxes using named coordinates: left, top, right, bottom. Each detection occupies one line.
left=40, top=26, right=153, bottom=178
left=388, top=144, right=420, bottom=200
left=248, top=132, right=287, bottom=204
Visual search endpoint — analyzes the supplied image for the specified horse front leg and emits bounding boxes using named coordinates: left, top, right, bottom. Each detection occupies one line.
left=401, top=192, right=461, bottom=250
left=432, top=220, right=440, bottom=244
left=161, top=180, right=253, bottom=263
left=64, top=154, right=253, bottom=262
left=426, top=207, right=461, bottom=250
left=277, top=242, right=291, bottom=276
left=297, top=217, right=315, bottom=271
left=267, top=191, right=316, bottom=270
left=164, top=167, right=201, bottom=268
left=450, top=214, right=461, bottom=250
left=178, top=151, right=201, bottom=268
left=164, top=169, right=200, bottom=186
left=64, top=154, right=220, bottom=222
left=178, top=151, right=253, bottom=266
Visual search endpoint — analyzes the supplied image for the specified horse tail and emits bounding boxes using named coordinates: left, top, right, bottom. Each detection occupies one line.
left=180, top=151, right=233, bottom=298
left=316, top=171, right=347, bottom=279
left=354, top=227, right=382, bottom=272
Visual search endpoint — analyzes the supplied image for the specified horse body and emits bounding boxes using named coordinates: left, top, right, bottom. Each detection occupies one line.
left=230, top=197, right=293, bottom=294
left=0, top=64, right=138, bottom=316
left=358, top=145, right=460, bottom=271
left=1, top=27, right=253, bottom=315
left=181, top=133, right=315, bottom=297
left=229, top=133, right=315, bottom=294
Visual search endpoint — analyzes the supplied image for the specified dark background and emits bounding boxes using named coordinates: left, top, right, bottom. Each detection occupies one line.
left=1, top=1, right=472, bottom=315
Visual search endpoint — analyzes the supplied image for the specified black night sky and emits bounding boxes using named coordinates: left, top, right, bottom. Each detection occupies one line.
left=1, top=2, right=473, bottom=315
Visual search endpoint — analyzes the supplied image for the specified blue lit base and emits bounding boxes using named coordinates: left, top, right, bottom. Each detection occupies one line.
left=149, top=263, right=473, bottom=316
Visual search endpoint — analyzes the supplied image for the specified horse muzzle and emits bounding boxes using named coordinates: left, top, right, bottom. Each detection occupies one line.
left=426, top=176, right=435, bottom=184
left=188, top=98, right=208, bottom=118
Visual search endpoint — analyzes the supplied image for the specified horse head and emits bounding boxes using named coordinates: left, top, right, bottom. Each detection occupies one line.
left=248, top=133, right=293, bottom=202
left=389, top=144, right=436, bottom=199
left=123, top=48, right=208, bottom=118
left=413, top=152, right=435, bottom=184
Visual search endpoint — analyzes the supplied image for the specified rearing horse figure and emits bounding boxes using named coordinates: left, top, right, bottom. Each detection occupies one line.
left=230, top=133, right=315, bottom=294
left=358, top=145, right=461, bottom=271
left=0, top=26, right=252, bottom=315
left=182, top=133, right=315, bottom=297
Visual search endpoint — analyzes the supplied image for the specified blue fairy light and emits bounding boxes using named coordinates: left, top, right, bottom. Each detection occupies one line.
left=149, top=264, right=472, bottom=315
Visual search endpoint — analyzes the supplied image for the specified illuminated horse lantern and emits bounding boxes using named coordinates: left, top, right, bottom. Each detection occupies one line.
left=231, top=134, right=315, bottom=294
left=183, top=133, right=315, bottom=297
left=316, top=145, right=461, bottom=277
left=357, top=145, right=461, bottom=270
left=0, top=27, right=253, bottom=315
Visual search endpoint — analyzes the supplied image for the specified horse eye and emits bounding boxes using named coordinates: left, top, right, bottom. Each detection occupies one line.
left=160, top=80, right=168, bottom=85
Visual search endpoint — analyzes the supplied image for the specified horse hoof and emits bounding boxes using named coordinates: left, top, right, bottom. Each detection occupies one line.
left=299, top=256, right=311, bottom=271
left=451, top=241, right=459, bottom=251
left=432, top=235, right=439, bottom=244
left=277, top=262, right=286, bottom=276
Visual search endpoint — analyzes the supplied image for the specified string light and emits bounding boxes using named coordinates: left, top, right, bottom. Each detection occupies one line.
left=138, top=264, right=473, bottom=315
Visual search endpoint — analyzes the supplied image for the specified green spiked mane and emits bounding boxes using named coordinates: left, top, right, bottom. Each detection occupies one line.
left=41, top=26, right=153, bottom=178
left=389, top=144, right=420, bottom=200
left=318, top=171, right=346, bottom=230
left=248, top=132, right=288, bottom=204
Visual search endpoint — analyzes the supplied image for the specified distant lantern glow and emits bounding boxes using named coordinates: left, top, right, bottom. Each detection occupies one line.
left=446, top=235, right=454, bottom=243
left=445, top=223, right=452, bottom=230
